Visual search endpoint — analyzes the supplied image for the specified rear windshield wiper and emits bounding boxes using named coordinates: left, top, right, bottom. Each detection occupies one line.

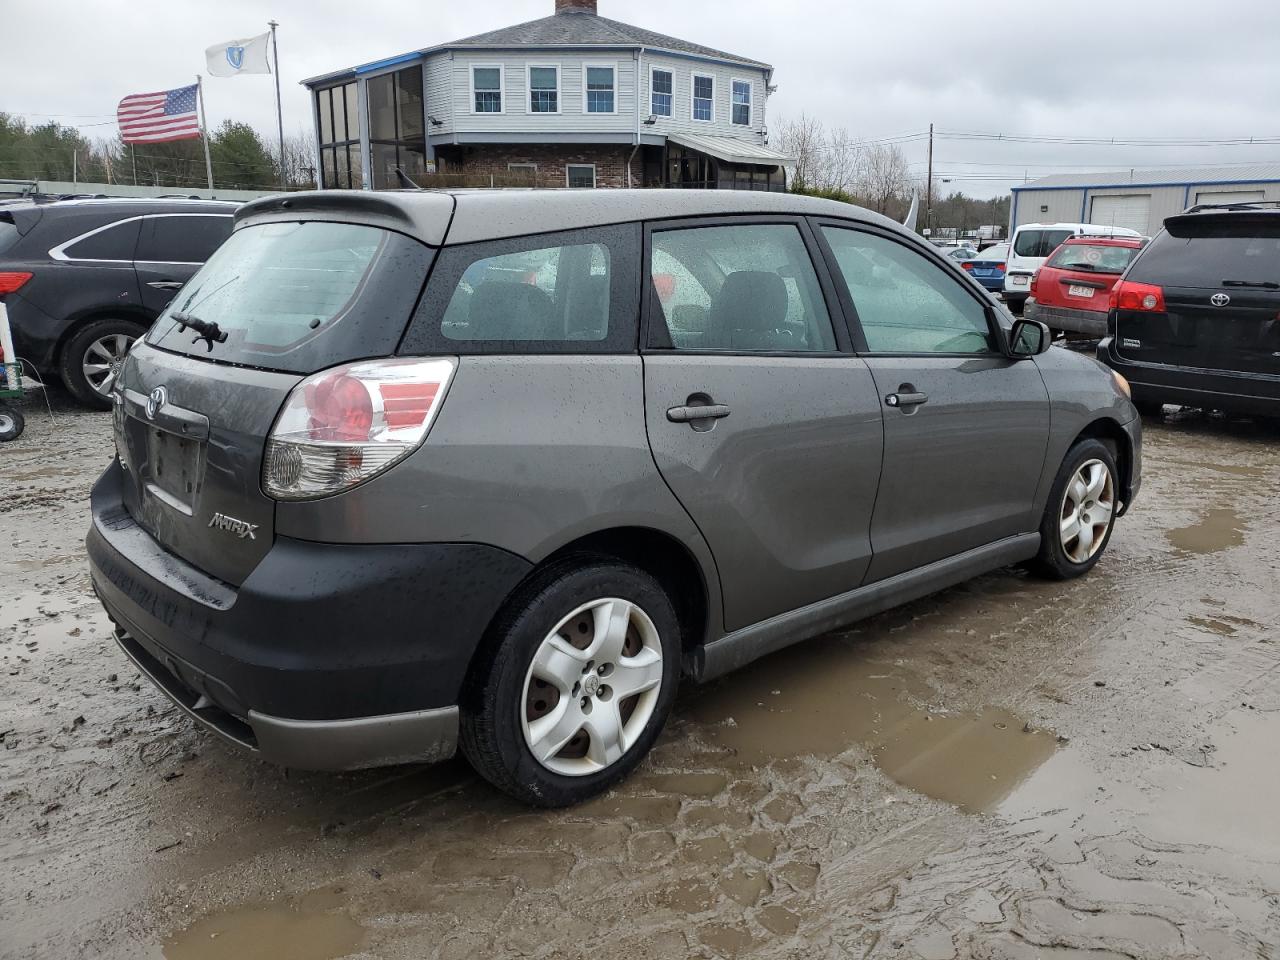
left=171, top=311, right=228, bottom=351
left=1222, top=279, right=1280, bottom=289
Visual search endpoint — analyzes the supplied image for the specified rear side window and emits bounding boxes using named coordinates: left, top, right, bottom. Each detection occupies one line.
left=1046, top=243, right=1139, bottom=274
left=403, top=223, right=640, bottom=355
left=0, top=219, right=19, bottom=255
left=61, top=219, right=140, bottom=261
left=648, top=223, right=836, bottom=352
left=1013, top=229, right=1073, bottom=258
left=136, top=215, right=232, bottom=263
left=146, top=220, right=434, bottom=374
left=1129, top=219, right=1280, bottom=287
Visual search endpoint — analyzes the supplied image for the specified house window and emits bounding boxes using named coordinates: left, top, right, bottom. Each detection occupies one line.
left=731, top=79, right=751, bottom=126
left=528, top=65, right=559, bottom=114
left=651, top=68, right=672, bottom=117
left=508, top=163, right=538, bottom=184
left=566, top=164, right=596, bottom=188
left=692, top=74, right=714, bottom=122
left=472, top=66, right=503, bottom=114
left=316, top=81, right=361, bottom=189
left=367, top=65, right=428, bottom=190
left=585, top=65, right=615, bottom=114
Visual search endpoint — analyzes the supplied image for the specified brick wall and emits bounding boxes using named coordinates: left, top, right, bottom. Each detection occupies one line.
left=436, top=144, right=637, bottom=188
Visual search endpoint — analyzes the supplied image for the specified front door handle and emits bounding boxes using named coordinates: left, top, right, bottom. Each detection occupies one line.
left=885, top=391, right=928, bottom=409
left=147, top=281, right=185, bottom=291
left=667, top=403, right=731, bottom=423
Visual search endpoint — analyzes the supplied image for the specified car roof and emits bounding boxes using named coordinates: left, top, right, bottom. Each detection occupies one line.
left=235, top=189, right=907, bottom=247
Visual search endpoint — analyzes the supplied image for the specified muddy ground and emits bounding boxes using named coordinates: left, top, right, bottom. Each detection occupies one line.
left=1, top=387, right=1278, bottom=960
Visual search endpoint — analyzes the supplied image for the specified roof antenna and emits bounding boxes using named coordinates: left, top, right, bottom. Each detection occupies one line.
left=395, top=166, right=424, bottom=191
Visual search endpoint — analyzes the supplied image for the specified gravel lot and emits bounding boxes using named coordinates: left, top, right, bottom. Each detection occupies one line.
left=2, top=386, right=1278, bottom=960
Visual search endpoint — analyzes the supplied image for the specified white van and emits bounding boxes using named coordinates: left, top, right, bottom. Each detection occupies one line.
left=1003, top=222, right=1142, bottom=311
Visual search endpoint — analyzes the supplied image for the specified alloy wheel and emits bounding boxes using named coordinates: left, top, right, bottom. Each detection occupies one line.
left=1059, top=458, right=1115, bottom=564
left=82, top=333, right=133, bottom=397
left=521, top=597, right=664, bottom=776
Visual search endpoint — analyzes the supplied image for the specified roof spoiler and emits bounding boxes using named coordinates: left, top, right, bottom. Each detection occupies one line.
left=1181, top=199, right=1280, bottom=215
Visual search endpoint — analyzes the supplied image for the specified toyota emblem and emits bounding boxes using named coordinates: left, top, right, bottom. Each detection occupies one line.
left=1210, top=293, right=1231, bottom=307
left=146, top=386, right=167, bottom=420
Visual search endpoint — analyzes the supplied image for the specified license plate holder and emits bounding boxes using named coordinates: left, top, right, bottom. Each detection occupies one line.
left=1068, top=284, right=1095, bottom=298
left=1011, top=275, right=1029, bottom=287
left=147, top=428, right=203, bottom=512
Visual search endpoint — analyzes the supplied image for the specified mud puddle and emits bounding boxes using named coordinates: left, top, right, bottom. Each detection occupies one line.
left=686, top=635, right=1059, bottom=813
left=1166, top=506, right=1246, bottom=554
left=161, top=901, right=363, bottom=960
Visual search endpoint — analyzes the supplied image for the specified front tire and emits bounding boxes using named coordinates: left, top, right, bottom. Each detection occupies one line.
left=460, top=559, right=681, bottom=807
left=1029, top=438, right=1119, bottom=580
left=0, top=404, right=24, bottom=441
left=60, top=318, right=145, bottom=409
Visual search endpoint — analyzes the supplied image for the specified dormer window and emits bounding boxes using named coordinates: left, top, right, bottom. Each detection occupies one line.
left=472, top=65, right=504, bottom=114
left=585, top=65, right=616, bottom=114
left=529, top=65, right=560, bottom=113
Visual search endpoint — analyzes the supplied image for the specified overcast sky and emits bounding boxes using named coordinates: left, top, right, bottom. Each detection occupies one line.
left=5, top=0, right=1280, bottom=198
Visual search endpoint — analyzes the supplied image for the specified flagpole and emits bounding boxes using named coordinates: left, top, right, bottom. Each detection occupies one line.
left=269, top=20, right=286, bottom=190
left=196, top=74, right=214, bottom=191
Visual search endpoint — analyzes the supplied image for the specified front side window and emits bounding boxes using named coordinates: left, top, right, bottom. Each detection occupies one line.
left=473, top=66, right=503, bottom=113
left=146, top=221, right=433, bottom=373
left=585, top=65, right=615, bottom=113
left=731, top=80, right=751, bottom=126
left=651, top=68, right=672, bottom=117
left=822, top=227, right=994, bottom=355
left=567, top=164, right=596, bottom=189
left=529, top=65, right=559, bottom=113
left=692, top=74, right=714, bottom=122
left=1013, top=229, right=1073, bottom=259
left=649, top=224, right=836, bottom=352
left=136, top=215, right=232, bottom=263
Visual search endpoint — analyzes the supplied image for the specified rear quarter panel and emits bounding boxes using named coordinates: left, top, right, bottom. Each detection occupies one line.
left=275, top=355, right=725, bottom=635
left=1031, top=346, right=1139, bottom=510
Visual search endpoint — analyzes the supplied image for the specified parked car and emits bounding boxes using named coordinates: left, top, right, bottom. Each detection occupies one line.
left=1099, top=202, right=1280, bottom=418
left=945, top=245, right=978, bottom=262
left=1025, top=236, right=1146, bottom=336
left=960, top=241, right=1010, bottom=292
left=1004, top=222, right=1142, bottom=313
left=88, top=190, right=1141, bottom=807
left=0, top=198, right=236, bottom=407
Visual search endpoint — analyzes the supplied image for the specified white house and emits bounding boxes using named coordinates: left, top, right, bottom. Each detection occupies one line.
left=301, top=0, right=791, bottom=190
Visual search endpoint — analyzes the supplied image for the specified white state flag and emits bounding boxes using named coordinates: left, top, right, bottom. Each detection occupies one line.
left=206, top=32, right=272, bottom=77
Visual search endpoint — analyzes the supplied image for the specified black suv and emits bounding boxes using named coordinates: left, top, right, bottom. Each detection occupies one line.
left=0, top=198, right=236, bottom=407
left=1100, top=202, right=1280, bottom=418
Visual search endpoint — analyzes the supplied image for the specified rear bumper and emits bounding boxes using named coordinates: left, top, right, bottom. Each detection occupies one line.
left=1098, top=337, right=1280, bottom=418
left=1025, top=300, right=1108, bottom=336
left=87, top=460, right=533, bottom=770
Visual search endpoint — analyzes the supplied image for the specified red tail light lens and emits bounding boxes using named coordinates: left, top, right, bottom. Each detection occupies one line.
left=1109, top=280, right=1165, bottom=313
left=0, top=272, right=33, bottom=294
left=1030, top=270, right=1040, bottom=297
left=960, top=261, right=974, bottom=271
left=264, top=357, right=457, bottom=500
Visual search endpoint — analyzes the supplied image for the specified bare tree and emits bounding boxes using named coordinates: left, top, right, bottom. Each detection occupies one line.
left=775, top=114, right=826, bottom=192
left=859, top=143, right=911, bottom=215
left=824, top=126, right=861, bottom=195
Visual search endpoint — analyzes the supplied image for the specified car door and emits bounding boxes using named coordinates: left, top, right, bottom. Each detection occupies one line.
left=815, top=221, right=1051, bottom=583
left=134, top=213, right=234, bottom=314
left=642, top=217, right=884, bottom=633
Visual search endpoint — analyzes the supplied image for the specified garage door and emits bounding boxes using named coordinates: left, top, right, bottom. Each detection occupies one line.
left=1194, top=189, right=1265, bottom=206
left=1089, top=194, right=1151, bottom=234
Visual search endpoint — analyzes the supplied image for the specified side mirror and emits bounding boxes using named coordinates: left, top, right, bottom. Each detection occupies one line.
left=1009, top=318, right=1052, bottom=358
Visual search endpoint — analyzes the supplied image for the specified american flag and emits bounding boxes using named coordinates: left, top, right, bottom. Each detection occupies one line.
left=117, top=84, right=201, bottom=144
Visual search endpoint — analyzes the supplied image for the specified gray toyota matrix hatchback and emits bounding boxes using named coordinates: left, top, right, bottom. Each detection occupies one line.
left=88, top=190, right=1142, bottom=806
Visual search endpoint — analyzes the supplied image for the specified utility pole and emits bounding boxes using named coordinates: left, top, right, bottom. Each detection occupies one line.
left=924, top=122, right=934, bottom=235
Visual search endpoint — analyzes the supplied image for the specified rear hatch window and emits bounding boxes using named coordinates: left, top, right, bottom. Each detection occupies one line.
left=1118, top=217, right=1280, bottom=374
left=1013, top=229, right=1073, bottom=259
left=1046, top=243, right=1138, bottom=274
left=146, top=220, right=434, bottom=373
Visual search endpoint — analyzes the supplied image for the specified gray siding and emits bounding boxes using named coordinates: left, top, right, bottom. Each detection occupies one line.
left=640, top=52, right=768, bottom=141
left=425, top=55, right=454, bottom=135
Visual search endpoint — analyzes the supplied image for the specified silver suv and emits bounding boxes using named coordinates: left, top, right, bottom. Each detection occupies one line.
left=88, top=190, right=1142, bottom=806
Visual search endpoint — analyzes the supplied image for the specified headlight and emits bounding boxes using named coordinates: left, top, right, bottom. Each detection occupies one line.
left=1111, top=370, right=1132, bottom=399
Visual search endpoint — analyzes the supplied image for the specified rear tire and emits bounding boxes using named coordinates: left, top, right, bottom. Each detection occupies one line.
left=1029, top=438, right=1119, bottom=580
left=460, top=558, right=681, bottom=807
left=60, top=318, right=145, bottom=409
left=0, top=404, right=23, bottom=441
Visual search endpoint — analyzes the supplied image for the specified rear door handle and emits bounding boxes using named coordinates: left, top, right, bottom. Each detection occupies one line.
left=147, top=281, right=185, bottom=290
left=885, top=391, right=928, bottom=409
left=667, top=404, right=731, bottom=423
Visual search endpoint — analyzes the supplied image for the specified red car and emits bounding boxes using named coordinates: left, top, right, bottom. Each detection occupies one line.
left=1025, top=236, right=1147, bottom=336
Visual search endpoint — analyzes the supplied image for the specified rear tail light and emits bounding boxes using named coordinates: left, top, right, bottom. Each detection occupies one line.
left=960, top=261, right=974, bottom=271
left=1030, top=270, right=1040, bottom=297
left=263, top=357, right=457, bottom=501
left=0, top=272, right=33, bottom=295
left=1109, top=280, right=1165, bottom=313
